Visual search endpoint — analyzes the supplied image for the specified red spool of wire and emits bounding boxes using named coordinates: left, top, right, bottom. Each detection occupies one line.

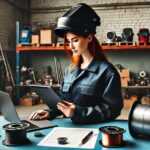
left=99, top=126, right=126, bottom=147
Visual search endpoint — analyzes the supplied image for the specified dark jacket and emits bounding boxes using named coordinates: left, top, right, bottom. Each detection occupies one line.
left=50, top=59, right=123, bottom=124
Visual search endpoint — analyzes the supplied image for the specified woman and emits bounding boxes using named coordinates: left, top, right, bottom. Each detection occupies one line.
left=30, top=3, right=123, bottom=124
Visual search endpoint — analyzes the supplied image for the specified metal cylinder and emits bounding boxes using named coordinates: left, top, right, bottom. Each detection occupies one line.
left=129, top=101, right=150, bottom=138
left=3, top=122, right=30, bottom=146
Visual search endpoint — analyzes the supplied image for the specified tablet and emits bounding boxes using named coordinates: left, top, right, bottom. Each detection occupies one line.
left=28, top=84, right=61, bottom=110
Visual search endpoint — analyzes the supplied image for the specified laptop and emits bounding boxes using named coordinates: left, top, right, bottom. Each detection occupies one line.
left=0, top=90, right=57, bottom=132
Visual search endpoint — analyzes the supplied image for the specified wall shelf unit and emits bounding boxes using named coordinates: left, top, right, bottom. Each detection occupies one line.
left=15, top=21, right=150, bottom=103
left=16, top=45, right=70, bottom=52
left=16, top=44, right=150, bottom=85
left=15, top=44, right=150, bottom=103
left=16, top=44, right=150, bottom=52
left=122, top=86, right=150, bottom=100
left=101, top=44, right=150, bottom=51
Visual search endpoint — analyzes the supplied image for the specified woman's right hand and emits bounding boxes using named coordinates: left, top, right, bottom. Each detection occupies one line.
left=29, top=109, right=50, bottom=120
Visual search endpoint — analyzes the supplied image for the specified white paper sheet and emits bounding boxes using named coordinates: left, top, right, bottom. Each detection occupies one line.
left=38, top=127, right=99, bottom=149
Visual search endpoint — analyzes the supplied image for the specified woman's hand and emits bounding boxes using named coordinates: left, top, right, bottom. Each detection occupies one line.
left=29, top=109, right=50, bottom=120
left=57, top=100, right=76, bottom=117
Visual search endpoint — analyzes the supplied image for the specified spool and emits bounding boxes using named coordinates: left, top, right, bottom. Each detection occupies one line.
left=99, top=126, right=125, bottom=147
left=129, top=100, right=150, bottom=139
left=3, top=122, right=30, bottom=146
left=139, top=71, right=146, bottom=78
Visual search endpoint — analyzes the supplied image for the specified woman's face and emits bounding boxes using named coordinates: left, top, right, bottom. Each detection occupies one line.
left=66, top=32, right=91, bottom=56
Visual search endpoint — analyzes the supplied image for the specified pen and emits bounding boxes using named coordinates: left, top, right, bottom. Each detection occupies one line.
left=80, top=131, right=93, bottom=145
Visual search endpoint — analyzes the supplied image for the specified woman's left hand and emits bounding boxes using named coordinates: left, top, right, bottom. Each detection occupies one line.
left=57, top=100, right=76, bottom=117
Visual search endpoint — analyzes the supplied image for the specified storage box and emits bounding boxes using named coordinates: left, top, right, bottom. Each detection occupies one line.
left=119, top=69, right=130, bottom=78
left=20, top=96, right=39, bottom=106
left=40, top=29, right=52, bottom=44
left=124, top=96, right=137, bottom=109
left=141, top=96, right=150, bottom=105
left=31, top=35, right=39, bottom=45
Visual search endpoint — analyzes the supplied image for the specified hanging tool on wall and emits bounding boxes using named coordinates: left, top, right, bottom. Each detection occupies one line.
left=0, top=42, right=15, bottom=93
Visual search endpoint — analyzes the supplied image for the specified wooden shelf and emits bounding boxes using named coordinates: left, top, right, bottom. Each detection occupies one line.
left=16, top=44, right=150, bottom=52
left=102, top=44, right=150, bottom=51
left=122, top=86, right=150, bottom=89
left=16, top=45, right=70, bottom=52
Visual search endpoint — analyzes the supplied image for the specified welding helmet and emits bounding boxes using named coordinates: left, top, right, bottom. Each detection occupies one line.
left=55, top=3, right=101, bottom=37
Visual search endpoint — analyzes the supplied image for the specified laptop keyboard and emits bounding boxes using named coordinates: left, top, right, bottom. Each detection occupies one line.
left=21, top=120, right=39, bottom=130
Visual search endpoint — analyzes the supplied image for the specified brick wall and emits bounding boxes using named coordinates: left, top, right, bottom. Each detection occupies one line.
left=97, top=6, right=150, bottom=42
left=31, top=0, right=150, bottom=42
left=0, top=0, right=29, bottom=50
left=31, top=0, right=148, bottom=8
left=30, top=0, right=150, bottom=74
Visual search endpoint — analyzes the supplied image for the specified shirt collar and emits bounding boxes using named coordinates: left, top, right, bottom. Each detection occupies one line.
left=85, top=59, right=99, bottom=73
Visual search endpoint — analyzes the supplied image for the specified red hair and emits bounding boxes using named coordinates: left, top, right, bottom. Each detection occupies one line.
left=64, top=35, right=107, bottom=68
left=88, top=36, right=107, bottom=61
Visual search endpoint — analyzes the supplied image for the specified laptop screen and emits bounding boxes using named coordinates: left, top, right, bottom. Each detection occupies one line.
left=0, top=90, right=57, bottom=131
left=0, top=91, right=21, bottom=123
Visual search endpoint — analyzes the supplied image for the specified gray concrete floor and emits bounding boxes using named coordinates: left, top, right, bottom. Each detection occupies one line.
left=16, top=104, right=130, bottom=120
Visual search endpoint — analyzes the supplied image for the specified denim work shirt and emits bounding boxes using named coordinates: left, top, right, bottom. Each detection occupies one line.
left=51, top=59, right=123, bottom=124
